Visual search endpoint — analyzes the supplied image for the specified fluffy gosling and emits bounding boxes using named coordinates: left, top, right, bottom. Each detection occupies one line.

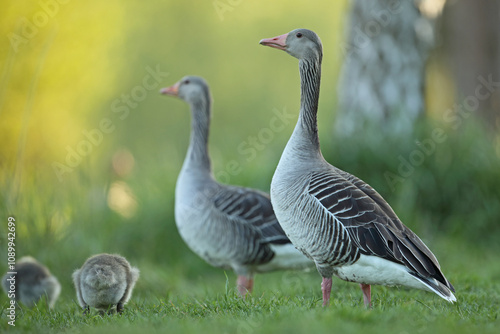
left=72, top=253, right=139, bottom=314
left=2, top=256, right=61, bottom=308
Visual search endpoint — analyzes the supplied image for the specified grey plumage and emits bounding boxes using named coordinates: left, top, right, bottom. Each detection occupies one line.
left=72, top=254, right=139, bottom=314
left=160, top=76, right=312, bottom=295
left=1, top=256, right=61, bottom=308
left=260, top=28, right=455, bottom=306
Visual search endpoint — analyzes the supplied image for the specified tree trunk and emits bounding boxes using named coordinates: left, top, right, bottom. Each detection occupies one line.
left=440, top=0, right=500, bottom=131
left=336, top=0, right=433, bottom=137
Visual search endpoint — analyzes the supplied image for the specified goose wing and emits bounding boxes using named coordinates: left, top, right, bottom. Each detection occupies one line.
left=307, top=170, right=452, bottom=288
left=213, top=185, right=290, bottom=245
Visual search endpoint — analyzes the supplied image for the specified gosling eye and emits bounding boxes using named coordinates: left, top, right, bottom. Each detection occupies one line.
left=296, top=32, right=303, bottom=38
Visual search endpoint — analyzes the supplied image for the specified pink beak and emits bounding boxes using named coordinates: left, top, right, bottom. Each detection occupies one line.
left=160, top=82, right=180, bottom=96
left=259, top=33, right=288, bottom=51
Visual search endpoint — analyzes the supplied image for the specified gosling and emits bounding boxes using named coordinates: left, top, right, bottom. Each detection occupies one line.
left=72, top=253, right=139, bottom=314
left=1, top=256, right=61, bottom=308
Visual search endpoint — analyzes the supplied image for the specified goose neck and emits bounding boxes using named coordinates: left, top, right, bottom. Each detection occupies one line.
left=297, top=57, right=321, bottom=149
left=184, top=99, right=211, bottom=174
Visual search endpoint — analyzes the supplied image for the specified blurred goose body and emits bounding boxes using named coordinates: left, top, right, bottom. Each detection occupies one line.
left=1, top=256, right=61, bottom=308
left=160, top=76, right=312, bottom=295
left=260, top=29, right=456, bottom=306
left=72, top=253, right=139, bottom=314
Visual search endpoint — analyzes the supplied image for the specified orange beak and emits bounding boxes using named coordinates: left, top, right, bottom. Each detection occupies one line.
left=160, top=81, right=180, bottom=96
left=259, top=33, right=288, bottom=51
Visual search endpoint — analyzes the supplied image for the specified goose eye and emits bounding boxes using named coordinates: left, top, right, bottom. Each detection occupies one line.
left=296, top=32, right=303, bottom=38
left=184, top=79, right=190, bottom=84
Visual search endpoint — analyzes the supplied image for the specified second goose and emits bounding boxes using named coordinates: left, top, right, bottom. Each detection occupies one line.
left=160, top=76, right=312, bottom=296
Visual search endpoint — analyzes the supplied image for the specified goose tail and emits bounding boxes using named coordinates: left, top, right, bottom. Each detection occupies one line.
left=409, top=272, right=456, bottom=303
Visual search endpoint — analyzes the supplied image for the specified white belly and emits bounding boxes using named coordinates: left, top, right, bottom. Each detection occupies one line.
left=334, top=254, right=432, bottom=292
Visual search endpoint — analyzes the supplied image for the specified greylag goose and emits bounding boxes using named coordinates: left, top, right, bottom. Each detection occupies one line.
left=72, top=253, right=139, bottom=314
left=2, top=256, right=61, bottom=308
left=260, top=29, right=456, bottom=307
left=160, top=76, right=312, bottom=296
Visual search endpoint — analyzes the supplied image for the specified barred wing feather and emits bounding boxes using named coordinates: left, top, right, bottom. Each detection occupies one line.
left=213, top=186, right=290, bottom=245
left=308, top=171, right=454, bottom=292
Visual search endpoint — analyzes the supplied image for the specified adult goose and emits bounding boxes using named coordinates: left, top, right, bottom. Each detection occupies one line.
left=160, top=76, right=312, bottom=296
left=260, top=29, right=455, bottom=307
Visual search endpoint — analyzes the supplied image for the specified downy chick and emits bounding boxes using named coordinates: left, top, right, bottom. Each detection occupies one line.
left=2, top=256, right=61, bottom=308
left=72, top=253, right=139, bottom=314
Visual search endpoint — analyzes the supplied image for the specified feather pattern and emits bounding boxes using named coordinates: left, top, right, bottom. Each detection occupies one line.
left=306, top=169, right=453, bottom=292
left=213, top=186, right=290, bottom=245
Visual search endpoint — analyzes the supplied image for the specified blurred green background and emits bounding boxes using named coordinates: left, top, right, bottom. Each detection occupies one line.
left=1, top=0, right=499, bottom=310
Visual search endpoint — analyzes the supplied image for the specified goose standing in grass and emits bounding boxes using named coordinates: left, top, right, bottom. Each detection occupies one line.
left=260, top=29, right=455, bottom=307
left=72, top=254, right=139, bottom=314
left=160, top=76, right=312, bottom=296
left=1, top=256, right=61, bottom=308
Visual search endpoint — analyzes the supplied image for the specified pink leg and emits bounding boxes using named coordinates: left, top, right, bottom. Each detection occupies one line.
left=321, top=277, right=332, bottom=307
left=236, top=276, right=254, bottom=297
left=360, top=283, right=371, bottom=307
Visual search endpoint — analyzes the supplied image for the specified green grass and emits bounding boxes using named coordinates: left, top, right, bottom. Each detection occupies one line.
left=1, top=118, right=500, bottom=333
left=1, top=238, right=499, bottom=333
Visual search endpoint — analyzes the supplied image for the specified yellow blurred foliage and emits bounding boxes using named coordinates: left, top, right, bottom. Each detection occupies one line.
left=0, top=0, right=348, bottom=188
left=0, top=0, right=129, bottom=174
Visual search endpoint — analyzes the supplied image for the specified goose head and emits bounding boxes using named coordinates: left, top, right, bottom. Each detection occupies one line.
left=260, top=28, right=322, bottom=61
left=160, top=76, right=211, bottom=107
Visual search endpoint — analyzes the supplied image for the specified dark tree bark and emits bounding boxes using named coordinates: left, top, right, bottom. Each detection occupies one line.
left=440, top=0, right=500, bottom=131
